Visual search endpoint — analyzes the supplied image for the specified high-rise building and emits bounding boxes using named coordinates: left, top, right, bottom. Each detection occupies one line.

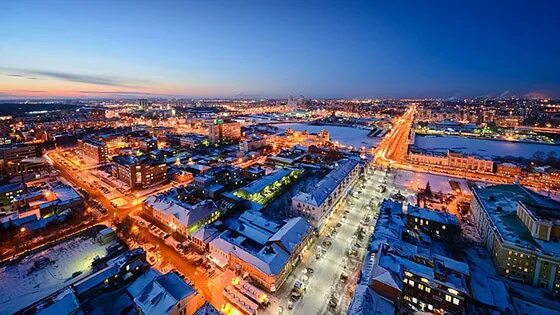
left=208, top=120, right=241, bottom=144
left=138, top=99, right=148, bottom=110
left=78, top=139, right=109, bottom=163
left=112, top=155, right=167, bottom=189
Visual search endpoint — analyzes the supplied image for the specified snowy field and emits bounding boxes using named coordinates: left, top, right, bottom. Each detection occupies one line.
left=415, top=135, right=560, bottom=159
left=0, top=231, right=117, bottom=314
left=394, top=169, right=478, bottom=194
left=275, top=123, right=381, bottom=148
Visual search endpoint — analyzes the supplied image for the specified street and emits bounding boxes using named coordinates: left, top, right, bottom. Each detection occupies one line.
left=268, top=168, right=411, bottom=315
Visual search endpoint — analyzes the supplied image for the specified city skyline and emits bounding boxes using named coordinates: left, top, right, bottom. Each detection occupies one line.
left=2, top=0, right=560, bottom=100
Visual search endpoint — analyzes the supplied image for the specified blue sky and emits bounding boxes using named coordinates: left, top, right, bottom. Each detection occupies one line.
left=1, top=0, right=559, bottom=99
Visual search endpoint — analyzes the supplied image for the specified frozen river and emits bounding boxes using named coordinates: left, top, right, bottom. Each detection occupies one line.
left=415, top=135, right=560, bottom=159
left=275, top=123, right=381, bottom=148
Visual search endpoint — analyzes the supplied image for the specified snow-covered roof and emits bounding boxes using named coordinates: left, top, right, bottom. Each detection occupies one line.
left=292, top=159, right=359, bottom=207
left=347, top=284, right=395, bottom=315
left=144, top=195, right=218, bottom=228
left=127, top=268, right=160, bottom=298
left=133, top=272, right=195, bottom=315
left=269, top=217, right=311, bottom=254
left=407, top=205, right=460, bottom=226
left=35, top=288, right=81, bottom=315
left=236, top=168, right=293, bottom=195
left=210, top=213, right=311, bottom=276
left=194, top=302, right=220, bottom=315
left=472, top=184, right=560, bottom=257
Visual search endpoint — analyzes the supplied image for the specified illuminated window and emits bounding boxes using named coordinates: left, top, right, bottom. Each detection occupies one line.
left=418, top=284, right=424, bottom=290
left=409, top=280, right=415, bottom=287
left=425, top=287, right=431, bottom=293
left=445, top=295, right=452, bottom=302
left=428, top=304, right=433, bottom=310
left=453, top=298, right=460, bottom=305
left=412, top=297, right=417, bottom=304
left=448, top=288, right=459, bottom=295
left=403, top=278, right=408, bottom=284
left=442, top=225, right=446, bottom=230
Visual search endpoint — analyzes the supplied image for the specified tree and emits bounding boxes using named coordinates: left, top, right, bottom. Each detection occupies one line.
left=424, top=182, right=433, bottom=198
left=114, top=216, right=134, bottom=240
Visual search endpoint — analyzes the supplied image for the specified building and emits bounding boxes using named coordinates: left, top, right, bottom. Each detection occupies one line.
left=471, top=184, right=560, bottom=294
left=235, top=168, right=299, bottom=204
left=143, top=187, right=221, bottom=237
left=129, top=271, right=202, bottom=315
left=496, top=162, right=523, bottom=177
left=208, top=211, right=312, bottom=292
left=14, top=181, right=84, bottom=220
left=189, top=225, right=220, bottom=253
left=239, top=135, right=269, bottom=154
left=0, top=182, right=25, bottom=215
left=348, top=200, right=472, bottom=315
left=112, top=155, right=167, bottom=189
left=241, top=166, right=265, bottom=181
left=291, top=159, right=362, bottom=229
left=0, top=143, right=43, bottom=176
left=139, top=137, right=158, bottom=152
left=406, top=205, right=461, bottom=240
left=79, top=139, right=109, bottom=163
left=138, top=98, right=149, bottom=110
left=447, top=150, right=493, bottom=173
left=408, top=147, right=493, bottom=173
left=208, top=120, right=241, bottom=144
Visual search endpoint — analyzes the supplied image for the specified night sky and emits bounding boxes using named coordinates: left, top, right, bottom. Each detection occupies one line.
left=1, top=0, right=559, bottom=99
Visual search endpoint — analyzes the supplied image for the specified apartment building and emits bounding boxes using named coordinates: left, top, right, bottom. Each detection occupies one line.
left=471, top=184, right=560, bottom=294
left=113, top=155, right=167, bottom=189
left=291, top=158, right=362, bottom=229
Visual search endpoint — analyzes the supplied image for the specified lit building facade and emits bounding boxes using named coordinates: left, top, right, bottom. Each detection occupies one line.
left=471, top=184, right=560, bottom=294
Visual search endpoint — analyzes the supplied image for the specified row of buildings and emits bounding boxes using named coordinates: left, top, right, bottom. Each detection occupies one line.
left=0, top=180, right=84, bottom=230
left=17, top=237, right=212, bottom=315
left=291, top=158, right=363, bottom=229
left=408, top=147, right=494, bottom=173
left=348, top=200, right=511, bottom=315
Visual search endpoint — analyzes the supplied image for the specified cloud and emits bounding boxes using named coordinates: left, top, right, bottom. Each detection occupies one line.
left=499, top=90, right=510, bottom=98
left=2, top=89, right=48, bottom=93
left=1, top=67, right=151, bottom=88
left=525, top=90, right=549, bottom=99
left=75, top=90, right=159, bottom=96
left=6, top=74, right=42, bottom=80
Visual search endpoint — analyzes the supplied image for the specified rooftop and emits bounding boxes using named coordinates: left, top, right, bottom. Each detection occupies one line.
left=472, top=184, right=560, bottom=257
left=407, top=205, right=460, bottom=226
left=292, top=158, right=360, bottom=207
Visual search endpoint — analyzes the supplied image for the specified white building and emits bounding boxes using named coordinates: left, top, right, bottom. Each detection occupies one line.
left=143, top=189, right=220, bottom=237
left=291, top=158, right=362, bottom=229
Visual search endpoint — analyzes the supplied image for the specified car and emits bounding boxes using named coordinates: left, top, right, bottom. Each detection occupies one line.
left=195, top=258, right=204, bottom=266
left=306, top=267, right=314, bottom=274
left=329, top=296, right=338, bottom=309
left=287, top=301, right=294, bottom=310
left=148, top=256, right=157, bottom=264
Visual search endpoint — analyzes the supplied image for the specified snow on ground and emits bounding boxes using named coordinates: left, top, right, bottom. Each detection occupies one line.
left=275, top=123, right=381, bottom=148
left=513, top=297, right=560, bottom=315
left=415, top=135, right=560, bottom=159
left=394, top=169, right=470, bottom=194
left=0, top=232, right=118, bottom=314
